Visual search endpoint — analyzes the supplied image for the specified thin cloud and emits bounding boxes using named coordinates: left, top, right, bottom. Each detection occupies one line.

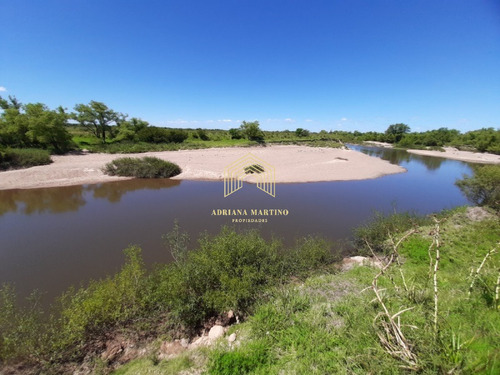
left=0, top=86, right=6, bottom=92
left=284, top=118, right=295, bottom=122
left=341, top=117, right=347, bottom=121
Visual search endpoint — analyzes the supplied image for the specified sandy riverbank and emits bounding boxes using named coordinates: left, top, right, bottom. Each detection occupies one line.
left=0, top=145, right=406, bottom=190
left=407, top=147, right=500, bottom=164
left=363, top=141, right=393, bottom=148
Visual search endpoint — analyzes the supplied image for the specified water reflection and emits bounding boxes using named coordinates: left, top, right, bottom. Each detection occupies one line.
left=0, top=179, right=181, bottom=215
left=0, top=185, right=86, bottom=216
left=90, top=179, right=181, bottom=203
left=0, top=146, right=473, bottom=304
left=348, top=144, right=445, bottom=170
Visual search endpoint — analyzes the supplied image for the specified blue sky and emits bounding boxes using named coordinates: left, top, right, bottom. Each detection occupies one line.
left=1, top=0, right=499, bottom=132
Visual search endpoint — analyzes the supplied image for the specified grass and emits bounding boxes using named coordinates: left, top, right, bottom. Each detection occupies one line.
left=1, top=208, right=498, bottom=374
left=104, top=157, right=182, bottom=178
left=204, top=207, right=500, bottom=374
left=0, top=148, right=52, bottom=170
left=85, top=139, right=258, bottom=154
left=112, top=355, right=195, bottom=375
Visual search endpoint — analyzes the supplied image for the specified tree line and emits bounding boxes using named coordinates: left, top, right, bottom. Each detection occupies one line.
left=1, top=95, right=498, bottom=155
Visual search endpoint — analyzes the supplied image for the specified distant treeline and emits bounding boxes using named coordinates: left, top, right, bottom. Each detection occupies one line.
left=1, top=96, right=499, bottom=159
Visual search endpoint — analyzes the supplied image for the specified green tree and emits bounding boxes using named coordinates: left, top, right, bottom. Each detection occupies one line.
left=456, top=165, right=500, bottom=210
left=0, top=97, right=72, bottom=153
left=240, top=121, right=264, bottom=141
left=295, top=128, right=310, bottom=137
left=196, top=128, right=209, bottom=141
left=228, top=128, right=243, bottom=139
left=116, top=117, right=149, bottom=141
left=72, top=101, right=126, bottom=143
left=24, top=104, right=73, bottom=153
left=385, top=123, right=410, bottom=143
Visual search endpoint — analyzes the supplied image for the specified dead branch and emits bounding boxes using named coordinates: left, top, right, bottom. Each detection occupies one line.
left=468, top=245, right=498, bottom=298
left=431, top=218, right=441, bottom=336
left=371, top=228, right=419, bottom=369
left=495, top=269, right=500, bottom=310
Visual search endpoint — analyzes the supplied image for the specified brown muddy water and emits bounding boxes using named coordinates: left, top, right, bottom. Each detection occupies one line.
left=0, top=146, right=472, bottom=303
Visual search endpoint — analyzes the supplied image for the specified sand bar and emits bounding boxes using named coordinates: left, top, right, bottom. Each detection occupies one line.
left=363, top=141, right=393, bottom=148
left=0, top=145, right=406, bottom=190
left=407, top=147, right=500, bottom=164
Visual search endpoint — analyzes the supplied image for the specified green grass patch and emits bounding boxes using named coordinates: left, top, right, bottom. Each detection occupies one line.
left=207, top=209, right=500, bottom=374
left=112, top=355, right=194, bottom=375
left=104, top=157, right=181, bottom=178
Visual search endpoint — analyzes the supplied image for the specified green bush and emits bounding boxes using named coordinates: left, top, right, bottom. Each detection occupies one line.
left=456, top=164, right=500, bottom=210
left=55, top=246, right=146, bottom=354
left=0, top=286, right=47, bottom=362
left=150, top=227, right=333, bottom=329
left=137, top=127, right=188, bottom=144
left=103, top=156, right=181, bottom=178
left=0, top=148, right=52, bottom=170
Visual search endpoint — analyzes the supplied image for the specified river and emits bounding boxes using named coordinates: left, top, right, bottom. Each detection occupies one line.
left=0, top=146, right=472, bottom=302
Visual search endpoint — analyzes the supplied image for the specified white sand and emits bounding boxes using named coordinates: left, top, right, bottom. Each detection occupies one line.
left=0, top=145, right=406, bottom=190
left=407, top=147, right=500, bottom=164
left=363, top=141, right=393, bottom=148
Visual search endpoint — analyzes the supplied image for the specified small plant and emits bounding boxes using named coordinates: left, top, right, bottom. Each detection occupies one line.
left=104, top=156, right=181, bottom=178
left=244, top=164, right=264, bottom=174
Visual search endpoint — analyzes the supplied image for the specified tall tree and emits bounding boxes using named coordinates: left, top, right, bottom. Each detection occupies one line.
left=240, top=121, right=264, bottom=141
left=73, top=101, right=126, bottom=143
left=0, top=97, right=72, bottom=152
left=385, top=123, right=410, bottom=143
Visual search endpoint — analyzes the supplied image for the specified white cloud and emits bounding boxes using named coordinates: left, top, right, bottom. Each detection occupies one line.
left=284, top=118, right=294, bottom=122
left=218, top=119, right=233, bottom=123
left=341, top=117, right=347, bottom=121
left=305, top=119, right=313, bottom=122
left=0, top=86, right=6, bottom=92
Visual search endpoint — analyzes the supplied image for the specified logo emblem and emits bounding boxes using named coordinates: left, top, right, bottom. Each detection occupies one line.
left=224, top=153, right=275, bottom=197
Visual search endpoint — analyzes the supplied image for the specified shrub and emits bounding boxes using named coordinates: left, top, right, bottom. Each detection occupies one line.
left=137, top=127, right=188, bottom=144
left=0, top=148, right=52, bottom=170
left=55, top=246, right=147, bottom=354
left=0, top=285, right=46, bottom=362
left=229, top=128, right=243, bottom=139
left=151, top=227, right=333, bottom=329
left=456, top=164, right=500, bottom=210
left=196, top=128, right=209, bottom=141
left=103, top=156, right=181, bottom=178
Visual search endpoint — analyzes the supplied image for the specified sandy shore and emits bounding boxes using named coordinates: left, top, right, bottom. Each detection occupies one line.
left=407, top=147, right=500, bottom=164
left=363, top=141, right=393, bottom=148
left=0, top=145, right=406, bottom=190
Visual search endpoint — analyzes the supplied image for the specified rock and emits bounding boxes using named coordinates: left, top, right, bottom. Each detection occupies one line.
left=159, top=340, right=186, bottom=360
left=180, top=338, right=189, bottom=348
left=227, top=333, right=236, bottom=343
left=189, top=335, right=210, bottom=349
left=101, top=339, right=123, bottom=362
left=227, top=310, right=234, bottom=319
left=341, top=256, right=383, bottom=271
left=208, top=325, right=225, bottom=340
left=466, top=207, right=493, bottom=222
